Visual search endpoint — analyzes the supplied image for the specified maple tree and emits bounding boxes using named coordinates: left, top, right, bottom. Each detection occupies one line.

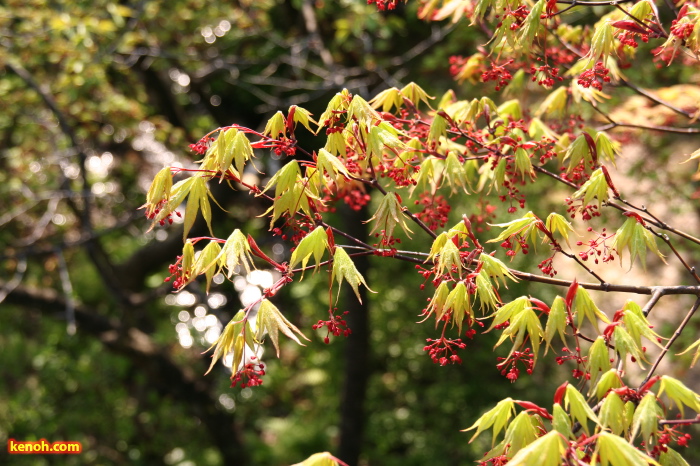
left=138, top=0, right=700, bottom=464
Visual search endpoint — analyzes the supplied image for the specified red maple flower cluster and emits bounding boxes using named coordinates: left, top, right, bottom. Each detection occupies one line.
left=577, top=62, right=611, bottom=91
left=423, top=337, right=466, bottom=365
left=231, top=360, right=266, bottom=388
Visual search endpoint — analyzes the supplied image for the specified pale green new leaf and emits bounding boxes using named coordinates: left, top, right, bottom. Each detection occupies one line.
left=316, top=148, right=350, bottom=188
left=545, top=213, right=575, bottom=246
left=292, top=452, right=341, bottom=466
left=660, top=448, right=691, bottom=466
left=479, top=253, right=518, bottom=287
left=183, top=176, right=213, bottom=240
left=676, top=337, right=700, bottom=368
left=631, top=392, right=663, bottom=447
left=505, top=431, right=567, bottom=466
left=502, top=411, right=538, bottom=457
left=400, top=82, right=434, bottom=108
left=290, top=105, right=318, bottom=134
left=487, top=296, right=530, bottom=331
left=192, top=240, right=222, bottom=293
left=574, top=286, right=610, bottom=331
left=423, top=281, right=451, bottom=325
left=658, top=376, right=700, bottom=416
left=217, top=229, right=255, bottom=278
left=443, top=152, right=470, bottom=193
left=462, top=398, right=515, bottom=445
left=613, top=217, right=666, bottom=270
left=290, top=226, right=328, bottom=277
left=262, top=159, right=301, bottom=196
left=487, top=215, right=539, bottom=244
left=614, top=326, right=647, bottom=368
left=331, top=247, right=372, bottom=303
left=476, top=270, right=500, bottom=312
left=367, top=192, right=413, bottom=239
left=544, top=296, right=568, bottom=354
left=599, top=392, right=625, bottom=435
left=369, top=87, right=403, bottom=112
left=588, top=336, right=611, bottom=390
left=572, top=168, right=610, bottom=208
left=263, top=111, right=286, bottom=139
left=565, top=384, right=600, bottom=434
left=595, top=432, right=660, bottom=466
left=256, top=299, right=309, bottom=357
left=444, top=282, right=471, bottom=334
left=552, top=403, right=573, bottom=439
left=594, top=369, right=624, bottom=400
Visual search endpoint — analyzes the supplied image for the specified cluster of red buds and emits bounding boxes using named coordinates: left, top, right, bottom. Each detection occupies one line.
left=415, top=193, right=451, bottom=231
left=423, top=337, right=466, bottom=365
left=497, top=348, right=534, bottom=382
left=231, top=360, right=266, bottom=388
left=481, top=59, right=514, bottom=91
left=577, top=62, right=611, bottom=91
left=312, top=310, right=351, bottom=344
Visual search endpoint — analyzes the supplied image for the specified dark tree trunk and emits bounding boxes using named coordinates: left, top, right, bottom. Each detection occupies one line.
left=337, top=204, right=371, bottom=465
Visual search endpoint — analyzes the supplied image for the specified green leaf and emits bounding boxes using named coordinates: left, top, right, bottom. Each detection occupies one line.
left=367, top=192, right=413, bottom=239
left=479, top=253, right=518, bottom=287
left=545, top=213, right=575, bottom=246
left=422, top=281, right=451, bottom=325
left=217, top=229, right=256, bottom=278
left=428, top=112, right=448, bottom=146
left=487, top=214, right=539, bottom=244
left=565, top=384, right=600, bottom=434
left=462, top=398, right=515, bottom=445
left=612, top=217, right=666, bottom=270
left=192, top=240, right=222, bottom=293
left=292, top=452, right=341, bottom=466
left=205, top=310, right=252, bottom=375
left=487, top=296, right=530, bottom=332
left=316, top=148, right=350, bottom=188
left=573, top=286, right=610, bottom=331
left=444, top=282, right=471, bottom=334
left=290, top=105, right=318, bottom=134
left=660, top=448, right=691, bottom=466
left=263, top=111, right=286, bottom=139
left=263, top=160, right=301, bottom=196
left=623, top=307, right=664, bottom=350
left=588, top=336, right=612, bottom=390
left=183, top=176, right=213, bottom=240
left=400, top=82, right=434, bottom=108
left=595, top=432, right=660, bottom=466
left=658, top=376, right=700, bottom=416
left=564, top=134, right=593, bottom=174
left=331, top=247, right=373, bottom=303
left=369, top=87, right=403, bottom=112
left=256, top=299, right=309, bottom=357
left=290, top=226, right=329, bottom=277
left=443, top=152, right=470, bottom=193
left=493, top=306, right=543, bottom=366
left=572, top=168, right=610, bottom=208
left=676, top=337, right=700, bottom=368
left=613, top=325, right=647, bottom=368
left=631, top=392, right=663, bottom=448
left=593, top=369, right=624, bottom=400
left=505, top=431, right=567, bottom=466
left=599, top=392, right=625, bottom=435
left=544, top=296, right=568, bottom=354
left=502, top=411, right=538, bottom=457
left=436, top=239, right=462, bottom=278
left=552, top=404, right=573, bottom=439
left=476, top=270, right=500, bottom=312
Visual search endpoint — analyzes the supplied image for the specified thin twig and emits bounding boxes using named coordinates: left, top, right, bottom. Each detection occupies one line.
left=638, top=297, right=700, bottom=389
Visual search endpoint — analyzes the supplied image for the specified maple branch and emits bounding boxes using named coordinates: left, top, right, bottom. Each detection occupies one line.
left=638, top=297, right=700, bottom=389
